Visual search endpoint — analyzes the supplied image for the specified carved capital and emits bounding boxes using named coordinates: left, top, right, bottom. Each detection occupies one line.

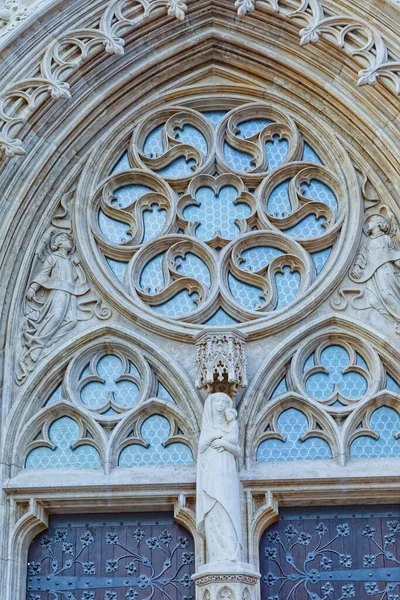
left=194, top=329, right=248, bottom=396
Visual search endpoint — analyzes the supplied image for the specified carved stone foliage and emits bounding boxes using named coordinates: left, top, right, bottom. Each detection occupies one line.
left=17, top=337, right=198, bottom=473
left=332, top=175, right=400, bottom=335
left=244, top=326, right=400, bottom=465
left=16, top=193, right=111, bottom=386
left=0, top=0, right=187, bottom=158
left=195, top=330, right=247, bottom=396
left=236, top=0, right=400, bottom=96
left=81, top=100, right=356, bottom=336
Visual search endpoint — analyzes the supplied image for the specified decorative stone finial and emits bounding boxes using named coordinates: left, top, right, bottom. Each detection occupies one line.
left=194, top=329, right=248, bottom=397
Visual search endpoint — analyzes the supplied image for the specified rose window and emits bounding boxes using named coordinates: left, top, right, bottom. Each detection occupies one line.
left=83, top=101, right=355, bottom=329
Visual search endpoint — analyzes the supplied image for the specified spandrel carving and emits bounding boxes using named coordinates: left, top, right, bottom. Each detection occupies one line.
left=16, top=198, right=111, bottom=385
left=332, top=175, right=400, bottom=335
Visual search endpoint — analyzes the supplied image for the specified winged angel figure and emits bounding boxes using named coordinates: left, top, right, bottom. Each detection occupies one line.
left=350, top=207, right=400, bottom=332
left=17, top=225, right=110, bottom=384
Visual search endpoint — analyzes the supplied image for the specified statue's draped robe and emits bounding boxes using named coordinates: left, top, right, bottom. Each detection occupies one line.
left=24, top=251, right=89, bottom=360
left=351, top=232, right=400, bottom=323
left=196, top=396, right=242, bottom=563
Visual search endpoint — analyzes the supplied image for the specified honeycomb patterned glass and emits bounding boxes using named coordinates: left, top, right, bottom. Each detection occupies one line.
left=95, top=102, right=345, bottom=325
left=311, top=248, right=332, bottom=274
left=80, top=355, right=139, bottom=410
left=256, top=408, right=332, bottom=461
left=302, top=142, right=322, bottom=164
left=111, top=151, right=130, bottom=174
left=305, top=345, right=368, bottom=400
left=204, top=308, right=239, bottom=326
left=139, top=252, right=209, bottom=317
left=350, top=407, right=400, bottom=459
left=99, top=210, right=131, bottom=245
left=386, top=373, right=400, bottom=393
left=25, top=417, right=101, bottom=469
left=183, top=185, right=251, bottom=241
left=118, top=414, right=193, bottom=466
left=45, top=384, right=63, bottom=406
left=106, top=258, right=127, bottom=284
left=270, top=377, right=288, bottom=400
left=157, top=382, right=175, bottom=402
left=202, top=111, right=228, bottom=125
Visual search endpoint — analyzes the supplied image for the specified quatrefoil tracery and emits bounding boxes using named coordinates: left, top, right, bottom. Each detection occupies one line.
left=88, top=102, right=349, bottom=324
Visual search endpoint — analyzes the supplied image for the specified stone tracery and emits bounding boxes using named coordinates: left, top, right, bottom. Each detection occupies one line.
left=84, top=102, right=352, bottom=329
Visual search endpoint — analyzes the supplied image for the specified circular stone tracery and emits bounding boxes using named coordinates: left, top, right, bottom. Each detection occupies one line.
left=77, top=99, right=360, bottom=336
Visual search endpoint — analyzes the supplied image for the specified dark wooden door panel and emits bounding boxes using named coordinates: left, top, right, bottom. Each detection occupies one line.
left=260, top=505, right=400, bottom=599
left=27, top=512, right=195, bottom=600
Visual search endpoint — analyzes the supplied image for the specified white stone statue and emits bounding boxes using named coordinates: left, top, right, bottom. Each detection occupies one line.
left=196, top=392, right=242, bottom=564
left=350, top=212, right=400, bottom=332
left=17, top=232, right=90, bottom=382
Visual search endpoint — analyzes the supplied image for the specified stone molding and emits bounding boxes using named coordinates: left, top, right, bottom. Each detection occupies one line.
left=2, top=0, right=400, bottom=159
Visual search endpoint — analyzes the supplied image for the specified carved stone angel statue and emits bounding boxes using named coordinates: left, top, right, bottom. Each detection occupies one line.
left=350, top=210, right=400, bottom=332
left=17, top=231, right=109, bottom=384
left=196, top=392, right=242, bottom=564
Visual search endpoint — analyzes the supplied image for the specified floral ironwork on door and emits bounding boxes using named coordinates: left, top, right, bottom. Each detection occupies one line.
left=27, top=513, right=195, bottom=600
left=260, top=505, right=400, bottom=599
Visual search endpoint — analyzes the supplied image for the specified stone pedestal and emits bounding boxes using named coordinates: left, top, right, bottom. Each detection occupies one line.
left=192, top=561, right=260, bottom=600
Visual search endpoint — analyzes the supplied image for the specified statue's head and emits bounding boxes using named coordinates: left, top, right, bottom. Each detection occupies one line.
left=50, top=232, right=74, bottom=252
left=366, top=214, right=389, bottom=236
left=208, top=392, right=232, bottom=414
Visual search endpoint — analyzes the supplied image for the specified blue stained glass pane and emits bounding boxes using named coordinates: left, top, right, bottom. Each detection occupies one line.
left=118, top=414, right=193, bottom=466
left=175, top=252, right=211, bottom=287
left=183, top=185, right=251, bottom=241
left=25, top=417, right=101, bottom=469
left=112, top=185, right=152, bottom=208
left=356, top=353, right=368, bottom=369
left=159, top=157, right=196, bottom=178
left=153, top=290, right=199, bottom=319
left=144, top=123, right=206, bottom=177
left=304, top=354, right=314, bottom=371
left=205, top=308, right=239, bottom=326
left=270, top=377, right=288, bottom=399
left=350, top=407, right=400, bottom=458
left=143, top=125, right=163, bottom=157
left=302, top=142, right=322, bottom=164
left=111, top=151, right=130, bottom=174
left=275, top=267, right=300, bottom=308
left=99, top=210, right=131, bottom=244
left=81, top=355, right=139, bottom=409
left=284, top=214, right=327, bottom=239
left=386, top=374, right=400, bottom=393
left=266, top=136, right=288, bottom=170
left=240, top=247, right=284, bottom=272
left=202, top=111, right=227, bottom=125
left=106, top=258, right=127, bottom=284
left=140, top=254, right=165, bottom=294
left=224, top=142, right=254, bottom=173
left=142, top=205, right=167, bottom=243
left=228, top=273, right=265, bottom=310
left=236, top=119, right=272, bottom=138
left=45, top=384, right=63, bottom=406
left=311, top=248, right=332, bottom=274
left=305, top=345, right=368, bottom=400
left=267, top=180, right=291, bottom=217
left=301, top=179, right=338, bottom=214
left=157, top=382, right=175, bottom=402
left=256, top=409, right=332, bottom=461
left=173, top=124, right=207, bottom=154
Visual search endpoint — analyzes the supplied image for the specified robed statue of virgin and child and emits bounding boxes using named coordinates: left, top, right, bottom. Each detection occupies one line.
left=196, top=392, right=242, bottom=565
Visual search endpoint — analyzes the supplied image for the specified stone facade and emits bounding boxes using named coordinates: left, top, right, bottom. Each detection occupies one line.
left=1, top=1, right=400, bottom=599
